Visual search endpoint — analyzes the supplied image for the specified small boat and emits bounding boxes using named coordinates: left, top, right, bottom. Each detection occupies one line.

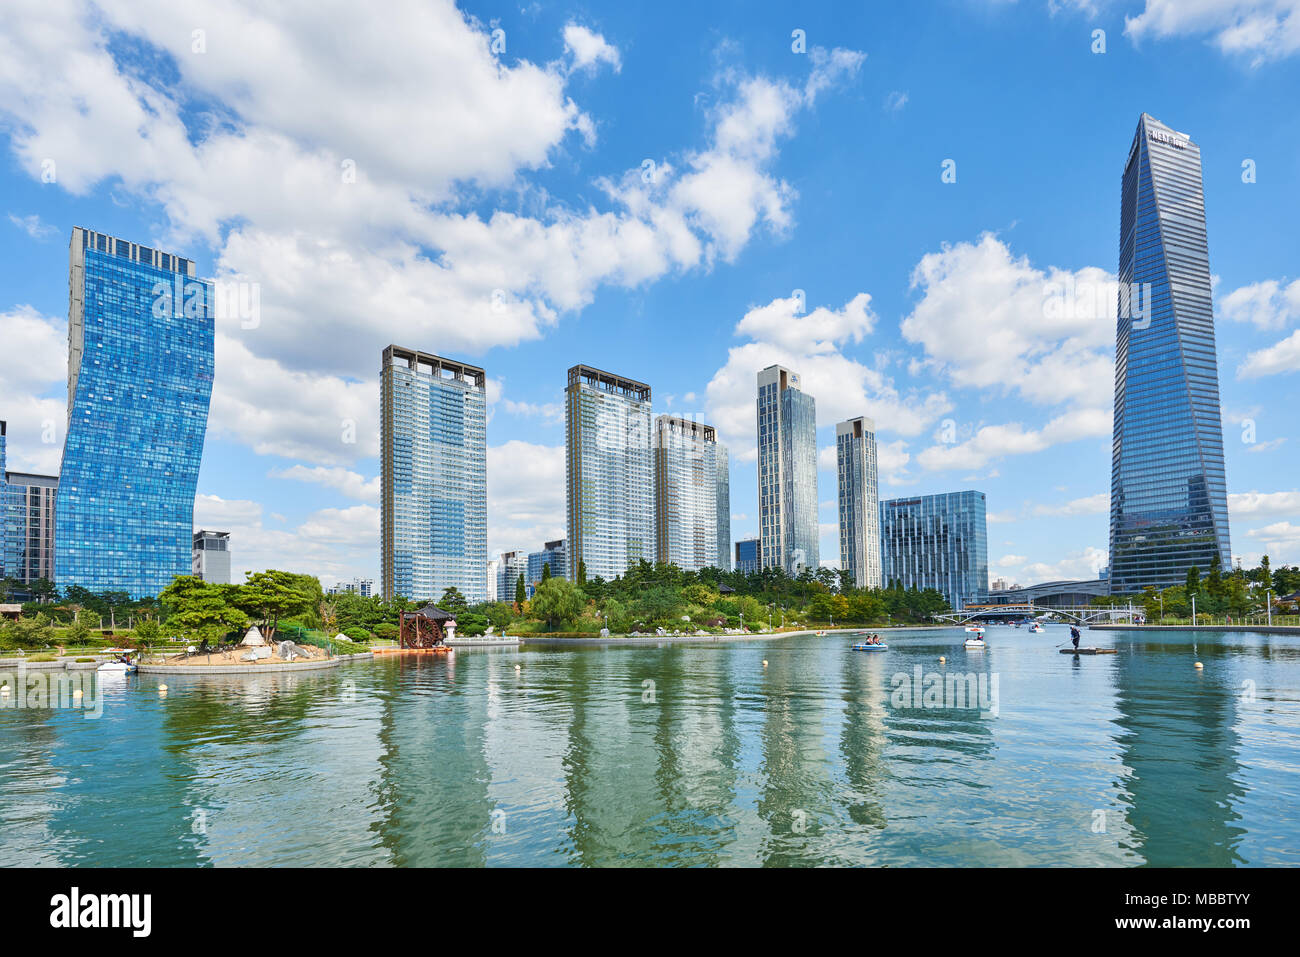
left=1028, top=623, right=1044, bottom=634
left=97, top=660, right=137, bottom=674
left=964, top=636, right=987, bottom=649
left=1059, top=647, right=1117, bottom=655
left=852, top=642, right=887, bottom=652
left=815, top=630, right=827, bottom=637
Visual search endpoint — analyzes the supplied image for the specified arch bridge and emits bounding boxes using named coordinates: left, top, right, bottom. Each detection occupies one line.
left=933, top=602, right=1139, bottom=626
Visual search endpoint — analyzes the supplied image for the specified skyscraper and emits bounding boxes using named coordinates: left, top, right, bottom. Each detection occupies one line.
left=1109, top=114, right=1231, bottom=594
left=734, top=537, right=760, bottom=575
left=565, top=365, right=654, bottom=581
left=654, top=415, right=727, bottom=572
left=880, top=490, right=987, bottom=609
left=55, top=228, right=214, bottom=598
left=715, top=445, right=731, bottom=571
left=837, top=416, right=881, bottom=588
left=756, top=364, right=818, bottom=575
left=380, top=346, right=487, bottom=603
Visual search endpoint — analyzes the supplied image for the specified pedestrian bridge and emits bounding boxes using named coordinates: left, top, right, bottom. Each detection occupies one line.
left=934, top=603, right=1139, bottom=626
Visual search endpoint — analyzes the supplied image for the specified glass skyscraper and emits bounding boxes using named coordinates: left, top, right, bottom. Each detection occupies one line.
left=380, top=346, right=487, bottom=603
left=654, top=415, right=728, bottom=572
left=565, top=365, right=654, bottom=581
left=880, top=490, right=987, bottom=609
left=1109, top=114, right=1231, bottom=594
left=55, top=227, right=214, bottom=598
left=756, top=364, right=818, bottom=575
left=836, top=416, right=881, bottom=588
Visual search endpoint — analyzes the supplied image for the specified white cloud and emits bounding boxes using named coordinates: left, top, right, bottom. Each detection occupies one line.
left=487, top=440, right=565, bottom=556
left=1125, top=1, right=1300, bottom=65
left=1229, top=490, right=1300, bottom=517
left=1221, top=277, right=1300, bottom=329
left=1239, top=328, right=1300, bottom=378
left=271, top=466, right=380, bottom=503
left=7, top=213, right=57, bottom=240
left=0, top=306, right=66, bottom=473
left=883, top=90, right=909, bottom=112
left=999, top=546, right=1109, bottom=584
left=193, top=493, right=379, bottom=585
left=563, top=23, right=622, bottom=73
left=0, top=1, right=864, bottom=476
left=916, top=407, right=1111, bottom=472
left=707, top=292, right=952, bottom=462
left=1031, top=492, right=1110, bottom=516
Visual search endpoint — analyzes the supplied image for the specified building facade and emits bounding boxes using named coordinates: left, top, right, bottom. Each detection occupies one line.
left=191, top=529, right=231, bottom=585
left=756, top=365, right=818, bottom=575
left=55, top=228, right=214, bottom=598
left=734, top=537, right=760, bottom=575
left=654, top=416, right=727, bottom=572
left=326, top=577, right=374, bottom=598
left=1, top=423, right=58, bottom=589
left=380, top=346, right=487, bottom=604
left=837, top=417, right=882, bottom=589
left=715, top=445, right=731, bottom=571
left=880, top=490, right=988, bottom=609
left=565, top=365, right=654, bottom=582
left=1109, top=114, right=1232, bottom=594
left=527, top=540, right=567, bottom=587
left=497, top=550, right=527, bottom=603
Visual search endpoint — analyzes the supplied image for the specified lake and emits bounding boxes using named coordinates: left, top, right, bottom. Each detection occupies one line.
left=1, top=626, right=1297, bottom=866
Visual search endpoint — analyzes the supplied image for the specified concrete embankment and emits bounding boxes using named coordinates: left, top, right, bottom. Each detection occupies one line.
left=1090, top=624, right=1300, bottom=635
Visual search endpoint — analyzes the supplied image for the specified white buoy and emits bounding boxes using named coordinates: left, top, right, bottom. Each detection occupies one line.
left=762, top=659, right=768, bottom=667
left=158, top=683, right=169, bottom=692
left=1194, top=662, right=1204, bottom=670
left=73, top=689, right=83, bottom=698
left=939, top=656, right=946, bottom=664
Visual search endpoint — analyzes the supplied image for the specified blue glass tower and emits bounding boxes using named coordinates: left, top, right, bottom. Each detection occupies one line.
left=1109, top=115, right=1231, bottom=594
left=880, top=490, right=987, bottom=609
left=55, top=228, right=214, bottom=598
left=380, top=346, right=488, bottom=603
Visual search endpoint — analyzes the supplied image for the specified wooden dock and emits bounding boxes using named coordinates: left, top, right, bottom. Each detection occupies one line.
left=1060, top=647, right=1117, bottom=655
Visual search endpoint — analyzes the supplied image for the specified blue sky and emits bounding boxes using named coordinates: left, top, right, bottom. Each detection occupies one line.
left=1, top=0, right=1297, bottom=587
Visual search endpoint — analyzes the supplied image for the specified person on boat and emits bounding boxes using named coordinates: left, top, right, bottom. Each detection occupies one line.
left=1070, top=626, right=1080, bottom=650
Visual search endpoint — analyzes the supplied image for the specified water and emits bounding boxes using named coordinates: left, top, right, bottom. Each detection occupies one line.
left=1, top=627, right=1297, bottom=867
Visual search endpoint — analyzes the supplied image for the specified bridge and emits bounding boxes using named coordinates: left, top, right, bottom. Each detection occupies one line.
left=933, top=602, right=1140, bottom=626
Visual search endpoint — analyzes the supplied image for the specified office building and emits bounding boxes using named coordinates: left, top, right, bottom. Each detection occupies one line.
left=654, top=415, right=727, bottom=572
left=380, top=346, right=487, bottom=603
left=191, top=529, right=231, bottom=585
left=756, top=364, right=818, bottom=575
left=55, top=227, right=214, bottom=598
left=715, top=445, right=731, bottom=571
left=734, top=537, right=760, bottom=575
left=1109, top=114, right=1232, bottom=594
left=0, top=423, right=58, bottom=589
left=880, top=490, right=988, bottom=609
left=527, top=540, right=567, bottom=587
left=836, top=416, right=882, bottom=589
left=565, top=365, right=654, bottom=581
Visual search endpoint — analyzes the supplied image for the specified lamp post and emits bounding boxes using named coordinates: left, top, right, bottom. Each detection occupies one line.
left=1267, top=589, right=1272, bottom=627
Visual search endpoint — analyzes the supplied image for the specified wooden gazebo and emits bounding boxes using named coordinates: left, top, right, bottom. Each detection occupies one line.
left=399, top=604, right=456, bottom=649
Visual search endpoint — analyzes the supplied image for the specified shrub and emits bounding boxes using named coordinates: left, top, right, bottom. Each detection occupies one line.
left=342, top=627, right=371, bottom=644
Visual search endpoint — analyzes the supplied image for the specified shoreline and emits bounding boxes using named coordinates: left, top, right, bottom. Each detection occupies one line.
left=1090, top=623, right=1300, bottom=635
left=520, top=625, right=951, bottom=647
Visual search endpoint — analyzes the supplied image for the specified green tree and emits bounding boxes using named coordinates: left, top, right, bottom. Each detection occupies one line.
left=515, top=573, right=526, bottom=607
left=439, top=587, right=468, bottom=614
left=66, top=609, right=93, bottom=644
left=233, top=570, right=312, bottom=640
left=161, top=576, right=250, bottom=642
left=540, top=563, right=552, bottom=583
left=530, top=578, right=585, bottom=630
left=132, top=615, right=163, bottom=651
left=1186, top=565, right=1201, bottom=596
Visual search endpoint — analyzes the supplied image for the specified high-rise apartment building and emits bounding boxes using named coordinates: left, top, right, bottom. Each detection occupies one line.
left=564, top=365, right=654, bottom=582
left=55, top=228, right=214, bottom=597
left=1109, top=114, right=1231, bottom=594
left=837, top=416, right=881, bottom=589
left=715, top=445, right=731, bottom=571
left=756, top=365, right=818, bottom=575
left=497, top=550, right=527, bottom=603
left=654, top=416, right=728, bottom=572
left=880, top=490, right=988, bottom=609
left=380, top=346, right=487, bottom=603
